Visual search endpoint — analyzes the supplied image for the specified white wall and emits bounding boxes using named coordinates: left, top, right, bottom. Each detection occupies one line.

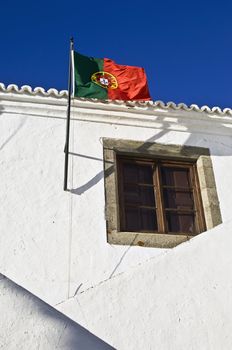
left=57, top=219, right=232, bottom=350
left=1, top=88, right=232, bottom=311
left=0, top=274, right=114, bottom=350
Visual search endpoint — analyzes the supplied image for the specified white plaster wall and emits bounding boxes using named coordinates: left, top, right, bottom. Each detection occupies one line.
left=57, top=219, right=232, bottom=350
left=0, top=112, right=70, bottom=304
left=1, top=93, right=232, bottom=308
left=0, top=274, right=114, bottom=349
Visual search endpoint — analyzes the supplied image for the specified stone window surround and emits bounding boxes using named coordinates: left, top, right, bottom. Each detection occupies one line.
left=103, top=138, right=222, bottom=249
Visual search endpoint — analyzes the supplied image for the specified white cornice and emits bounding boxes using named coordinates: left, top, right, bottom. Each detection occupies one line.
left=0, top=82, right=232, bottom=117
left=1, top=83, right=232, bottom=136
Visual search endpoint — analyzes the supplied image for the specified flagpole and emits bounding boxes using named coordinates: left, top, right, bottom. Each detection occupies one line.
left=64, top=37, right=74, bottom=191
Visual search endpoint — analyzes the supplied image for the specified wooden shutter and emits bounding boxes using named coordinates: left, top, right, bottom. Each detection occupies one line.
left=118, top=159, right=158, bottom=233
left=117, top=157, right=206, bottom=235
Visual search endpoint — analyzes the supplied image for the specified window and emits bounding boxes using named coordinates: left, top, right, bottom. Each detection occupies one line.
left=117, top=157, right=205, bottom=236
left=103, top=138, right=222, bottom=248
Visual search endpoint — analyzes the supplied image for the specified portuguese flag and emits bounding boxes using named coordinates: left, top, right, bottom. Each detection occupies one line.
left=73, top=52, right=151, bottom=101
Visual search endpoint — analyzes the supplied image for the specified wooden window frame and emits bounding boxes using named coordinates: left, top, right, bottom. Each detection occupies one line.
left=117, top=156, right=206, bottom=236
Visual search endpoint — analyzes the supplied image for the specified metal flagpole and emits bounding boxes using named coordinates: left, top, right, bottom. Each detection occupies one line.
left=64, top=37, right=74, bottom=191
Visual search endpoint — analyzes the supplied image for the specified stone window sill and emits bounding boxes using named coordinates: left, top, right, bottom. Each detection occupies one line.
left=108, top=231, right=194, bottom=248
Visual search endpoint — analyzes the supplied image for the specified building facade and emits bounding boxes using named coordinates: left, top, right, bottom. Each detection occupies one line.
left=1, top=83, right=232, bottom=349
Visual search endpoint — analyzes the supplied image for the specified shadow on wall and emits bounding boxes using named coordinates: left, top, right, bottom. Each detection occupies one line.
left=70, top=155, right=114, bottom=195
left=0, top=104, right=27, bottom=152
left=0, top=275, right=115, bottom=349
left=69, top=112, right=232, bottom=195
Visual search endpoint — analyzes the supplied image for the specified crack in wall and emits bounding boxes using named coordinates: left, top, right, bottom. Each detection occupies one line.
left=54, top=249, right=170, bottom=309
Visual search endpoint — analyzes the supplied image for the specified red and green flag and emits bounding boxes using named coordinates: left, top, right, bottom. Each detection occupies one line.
left=73, top=52, right=151, bottom=101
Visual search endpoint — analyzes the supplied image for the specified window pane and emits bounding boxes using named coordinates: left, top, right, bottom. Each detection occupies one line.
left=122, top=162, right=153, bottom=184
left=124, top=207, right=158, bottom=232
left=138, top=165, right=153, bottom=184
left=141, top=208, right=158, bottom=231
left=162, top=167, right=190, bottom=188
left=166, top=212, right=195, bottom=234
left=140, top=186, right=156, bottom=206
left=124, top=184, right=140, bottom=204
left=123, top=184, right=155, bottom=207
left=163, top=189, right=194, bottom=210
left=123, top=163, right=139, bottom=183
left=124, top=207, right=140, bottom=231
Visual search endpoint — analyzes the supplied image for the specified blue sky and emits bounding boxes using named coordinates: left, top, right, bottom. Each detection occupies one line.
left=1, top=0, right=231, bottom=108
